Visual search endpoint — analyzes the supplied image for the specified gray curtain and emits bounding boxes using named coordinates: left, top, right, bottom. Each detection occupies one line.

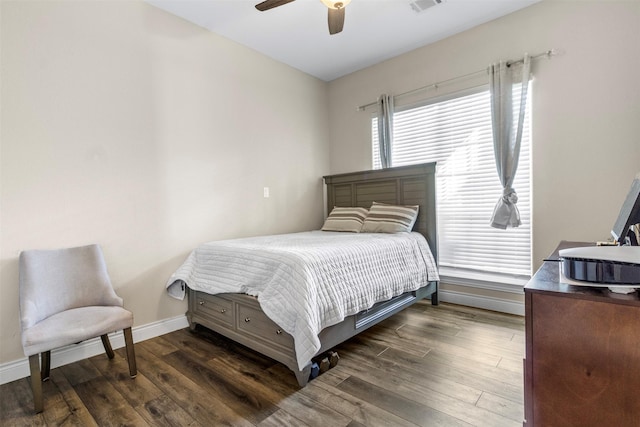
left=377, top=94, right=394, bottom=169
left=489, top=54, right=531, bottom=229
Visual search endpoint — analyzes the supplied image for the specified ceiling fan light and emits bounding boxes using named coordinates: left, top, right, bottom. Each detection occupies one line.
left=320, top=0, right=351, bottom=10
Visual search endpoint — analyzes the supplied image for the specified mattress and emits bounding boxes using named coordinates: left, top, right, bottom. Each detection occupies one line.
left=166, top=230, right=439, bottom=369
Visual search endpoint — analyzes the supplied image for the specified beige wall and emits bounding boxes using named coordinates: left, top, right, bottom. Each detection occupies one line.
left=0, top=1, right=329, bottom=365
left=326, top=0, right=640, bottom=302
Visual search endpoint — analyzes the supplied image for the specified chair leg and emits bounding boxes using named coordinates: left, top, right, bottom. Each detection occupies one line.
left=123, top=327, right=137, bottom=379
left=101, top=334, right=115, bottom=359
left=41, top=351, right=51, bottom=382
left=28, top=354, right=43, bottom=413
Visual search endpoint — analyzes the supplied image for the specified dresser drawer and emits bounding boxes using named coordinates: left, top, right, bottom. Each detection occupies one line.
left=193, top=293, right=233, bottom=327
left=236, top=303, right=293, bottom=349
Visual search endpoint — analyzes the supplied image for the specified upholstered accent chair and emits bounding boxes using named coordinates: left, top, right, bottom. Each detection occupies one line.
left=19, top=244, right=137, bottom=413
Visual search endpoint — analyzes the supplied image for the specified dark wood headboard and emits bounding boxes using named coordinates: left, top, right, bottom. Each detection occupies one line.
left=323, top=162, right=438, bottom=263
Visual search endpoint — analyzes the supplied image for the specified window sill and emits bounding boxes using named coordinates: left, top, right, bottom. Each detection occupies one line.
left=438, top=267, right=529, bottom=294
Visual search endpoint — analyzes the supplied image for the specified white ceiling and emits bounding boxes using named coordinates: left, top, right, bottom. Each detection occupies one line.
left=147, top=0, right=540, bottom=81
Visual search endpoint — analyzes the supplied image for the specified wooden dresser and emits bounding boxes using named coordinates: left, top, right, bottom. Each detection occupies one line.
left=524, top=241, right=640, bottom=426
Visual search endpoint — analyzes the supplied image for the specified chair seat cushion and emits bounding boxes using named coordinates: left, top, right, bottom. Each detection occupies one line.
left=22, top=306, right=133, bottom=356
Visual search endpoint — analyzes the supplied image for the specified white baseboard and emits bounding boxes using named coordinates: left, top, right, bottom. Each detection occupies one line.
left=438, top=289, right=525, bottom=316
left=0, top=315, right=189, bottom=385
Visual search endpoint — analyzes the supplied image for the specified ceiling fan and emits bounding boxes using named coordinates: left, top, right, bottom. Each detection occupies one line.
left=255, top=0, right=352, bottom=35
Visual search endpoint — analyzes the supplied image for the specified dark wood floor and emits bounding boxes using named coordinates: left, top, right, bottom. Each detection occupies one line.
left=1, top=302, right=525, bottom=426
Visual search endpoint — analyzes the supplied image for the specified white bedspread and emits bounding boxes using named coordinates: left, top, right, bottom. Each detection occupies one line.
left=166, top=231, right=439, bottom=370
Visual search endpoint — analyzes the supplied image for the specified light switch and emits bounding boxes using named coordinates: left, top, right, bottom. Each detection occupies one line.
left=263, top=187, right=270, bottom=198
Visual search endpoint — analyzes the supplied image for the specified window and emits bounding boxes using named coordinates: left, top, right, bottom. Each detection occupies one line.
left=373, top=86, right=532, bottom=278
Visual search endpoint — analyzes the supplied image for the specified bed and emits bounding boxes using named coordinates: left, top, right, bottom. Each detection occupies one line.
left=166, top=162, right=439, bottom=386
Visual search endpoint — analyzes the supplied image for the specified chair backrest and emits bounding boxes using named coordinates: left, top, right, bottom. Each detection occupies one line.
left=19, top=244, right=123, bottom=330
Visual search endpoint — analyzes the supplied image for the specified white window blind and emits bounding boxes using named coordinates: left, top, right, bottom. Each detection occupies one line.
left=373, top=86, right=532, bottom=277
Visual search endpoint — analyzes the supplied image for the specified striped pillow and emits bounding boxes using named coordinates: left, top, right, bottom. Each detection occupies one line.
left=361, top=202, right=419, bottom=233
left=321, top=207, right=369, bottom=233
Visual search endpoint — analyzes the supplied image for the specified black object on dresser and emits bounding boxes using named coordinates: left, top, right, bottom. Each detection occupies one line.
left=523, top=241, right=640, bottom=427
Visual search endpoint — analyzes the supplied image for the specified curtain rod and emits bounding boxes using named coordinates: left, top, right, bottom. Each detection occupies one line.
left=356, top=48, right=559, bottom=112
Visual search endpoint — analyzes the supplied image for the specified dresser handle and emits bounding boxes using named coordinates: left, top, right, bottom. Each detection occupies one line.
left=244, top=317, right=251, bottom=322
left=220, top=309, right=227, bottom=314
left=199, top=300, right=205, bottom=305
left=276, top=329, right=282, bottom=335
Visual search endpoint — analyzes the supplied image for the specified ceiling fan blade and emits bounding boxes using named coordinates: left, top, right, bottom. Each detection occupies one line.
left=327, top=6, right=345, bottom=35
left=255, top=0, right=296, bottom=12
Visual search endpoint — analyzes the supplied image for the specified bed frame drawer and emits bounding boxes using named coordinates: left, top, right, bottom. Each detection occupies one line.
left=193, top=293, right=233, bottom=327
left=236, top=303, right=294, bottom=349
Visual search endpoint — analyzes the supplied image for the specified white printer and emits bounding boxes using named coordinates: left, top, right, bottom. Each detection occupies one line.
left=559, top=173, right=640, bottom=294
left=559, top=246, right=640, bottom=293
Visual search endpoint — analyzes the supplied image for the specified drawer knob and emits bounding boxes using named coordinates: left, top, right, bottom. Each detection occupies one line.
left=199, top=300, right=205, bottom=305
left=220, top=309, right=227, bottom=314
left=244, top=317, right=251, bottom=322
left=276, top=329, right=282, bottom=335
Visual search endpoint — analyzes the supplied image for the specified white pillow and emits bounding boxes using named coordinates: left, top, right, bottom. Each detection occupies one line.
left=321, top=207, right=369, bottom=233
left=361, top=202, right=419, bottom=233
